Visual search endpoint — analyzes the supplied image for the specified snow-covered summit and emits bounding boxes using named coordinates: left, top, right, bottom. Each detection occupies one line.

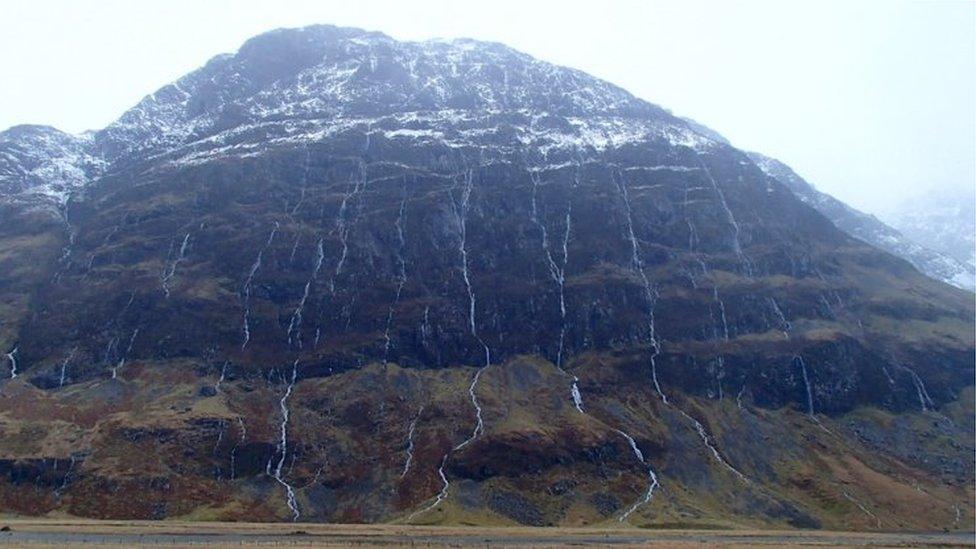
left=93, top=25, right=684, bottom=164
left=2, top=25, right=714, bottom=207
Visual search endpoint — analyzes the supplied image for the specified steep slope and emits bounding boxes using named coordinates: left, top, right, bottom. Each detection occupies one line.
left=0, top=25, right=972, bottom=530
left=748, top=152, right=975, bottom=291
left=885, top=186, right=975, bottom=269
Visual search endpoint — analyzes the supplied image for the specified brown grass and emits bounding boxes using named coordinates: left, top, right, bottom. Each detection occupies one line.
left=0, top=518, right=971, bottom=548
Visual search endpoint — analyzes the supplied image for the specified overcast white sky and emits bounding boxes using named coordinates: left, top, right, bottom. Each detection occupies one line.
left=1, top=0, right=973, bottom=214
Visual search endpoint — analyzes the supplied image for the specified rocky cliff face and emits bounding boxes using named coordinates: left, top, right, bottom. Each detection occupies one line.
left=0, top=25, right=972, bottom=530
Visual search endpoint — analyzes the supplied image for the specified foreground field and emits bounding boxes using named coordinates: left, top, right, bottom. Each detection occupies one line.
left=0, top=520, right=972, bottom=547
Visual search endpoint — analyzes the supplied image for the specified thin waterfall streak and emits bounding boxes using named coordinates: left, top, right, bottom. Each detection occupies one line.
left=529, top=169, right=576, bottom=405
left=102, top=337, right=119, bottom=368
left=291, top=145, right=312, bottom=216
left=686, top=201, right=731, bottom=390
left=273, top=359, right=300, bottom=521
left=53, top=454, right=77, bottom=499
left=658, top=193, right=751, bottom=481
left=454, top=170, right=479, bottom=337
left=557, top=205, right=572, bottom=364
left=615, top=429, right=660, bottom=521
left=415, top=168, right=491, bottom=519
left=650, top=362, right=669, bottom=405
left=383, top=184, right=409, bottom=363
left=230, top=416, right=246, bottom=480
left=714, top=287, right=730, bottom=341
left=613, top=170, right=661, bottom=362
left=241, top=222, right=279, bottom=350
left=111, top=328, right=139, bottom=379
left=401, top=405, right=424, bottom=478
left=571, top=376, right=585, bottom=413
left=653, top=353, right=747, bottom=480
left=289, top=233, right=301, bottom=264
left=678, top=408, right=747, bottom=482
left=212, top=420, right=226, bottom=456
left=215, top=360, right=229, bottom=393
left=160, top=232, right=191, bottom=298
left=59, top=348, right=77, bottom=388
left=452, top=169, right=491, bottom=444
left=694, top=156, right=752, bottom=276
left=419, top=306, right=431, bottom=350
left=903, top=366, right=935, bottom=411
left=330, top=159, right=368, bottom=294
left=286, top=237, right=325, bottom=347
left=881, top=366, right=896, bottom=386
left=407, top=455, right=450, bottom=521
left=767, top=297, right=791, bottom=336
left=52, top=195, right=77, bottom=283
left=6, top=347, right=18, bottom=379
left=533, top=163, right=644, bottom=498
left=842, top=491, right=881, bottom=528
left=608, top=168, right=668, bottom=521
left=794, top=355, right=815, bottom=416
left=766, top=299, right=826, bottom=431
left=455, top=364, right=488, bottom=451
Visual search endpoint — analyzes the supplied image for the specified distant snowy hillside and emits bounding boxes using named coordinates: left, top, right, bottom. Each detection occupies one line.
left=747, top=152, right=975, bottom=291
left=884, top=187, right=975, bottom=270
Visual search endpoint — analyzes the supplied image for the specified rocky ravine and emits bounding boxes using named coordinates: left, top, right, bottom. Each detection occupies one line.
left=0, top=25, right=972, bottom=530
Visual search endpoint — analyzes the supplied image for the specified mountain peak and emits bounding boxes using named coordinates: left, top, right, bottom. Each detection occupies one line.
left=0, top=23, right=972, bottom=529
left=91, top=25, right=677, bottom=164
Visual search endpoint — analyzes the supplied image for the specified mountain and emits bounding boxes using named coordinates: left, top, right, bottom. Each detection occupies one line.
left=0, top=25, right=972, bottom=530
left=747, top=153, right=976, bottom=292
left=884, top=187, right=975, bottom=271
left=680, top=118, right=973, bottom=292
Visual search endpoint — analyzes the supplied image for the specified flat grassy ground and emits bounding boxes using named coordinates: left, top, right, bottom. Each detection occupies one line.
left=0, top=519, right=972, bottom=547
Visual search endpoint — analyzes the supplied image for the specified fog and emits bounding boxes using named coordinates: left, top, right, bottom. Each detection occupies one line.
left=1, top=0, right=972, bottom=215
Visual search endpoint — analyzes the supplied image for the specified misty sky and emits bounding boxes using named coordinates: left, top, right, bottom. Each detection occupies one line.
left=1, top=0, right=973, bottom=215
